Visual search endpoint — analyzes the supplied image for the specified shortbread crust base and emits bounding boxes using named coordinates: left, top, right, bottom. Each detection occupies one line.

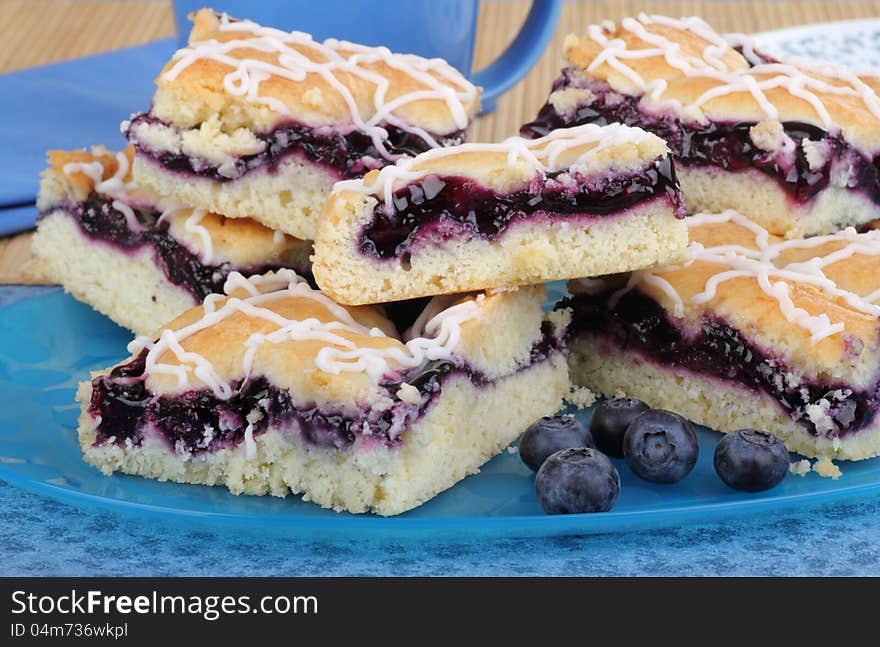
left=28, top=211, right=196, bottom=336
left=78, top=354, right=568, bottom=516
left=568, top=335, right=880, bottom=462
left=133, top=154, right=336, bottom=240
left=315, top=201, right=688, bottom=305
left=680, top=166, right=880, bottom=239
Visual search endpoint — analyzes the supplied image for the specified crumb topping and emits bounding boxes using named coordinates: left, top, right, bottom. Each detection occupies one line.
left=749, top=120, right=791, bottom=153
left=162, top=10, right=478, bottom=161
left=565, top=386, right=597, bottom=409
left=334, top=123, right=668, bottom=213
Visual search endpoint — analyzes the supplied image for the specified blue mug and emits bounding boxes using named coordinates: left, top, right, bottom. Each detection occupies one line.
left=172, top=1, right=562, bottom=111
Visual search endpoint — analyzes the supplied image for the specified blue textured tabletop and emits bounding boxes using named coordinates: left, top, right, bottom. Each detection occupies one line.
left=3, top=285, right=880, bottom=577
left=3, top=475, right=880, bottom=576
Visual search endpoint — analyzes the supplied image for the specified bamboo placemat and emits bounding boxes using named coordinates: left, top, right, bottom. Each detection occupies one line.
left=2, top=0, right=878, bottom=284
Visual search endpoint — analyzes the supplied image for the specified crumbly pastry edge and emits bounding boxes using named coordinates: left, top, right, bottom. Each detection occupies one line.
left=132, top=153, right=334, bottom=240
left=567, top=336, right=876, bottom=463
left=77, top=352, right=568, bottom=516
left=313, top=196, right=688, bottom=305
left=29, top=205, right=314, bottom=337
left=679, top=163, right=880, bottom=239
left=29, top=211, right=197, bottom=337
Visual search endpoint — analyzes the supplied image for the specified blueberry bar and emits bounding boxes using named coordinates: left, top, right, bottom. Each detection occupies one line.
left=125, top=9, right=480, bottom=240
left=522, top=14, right=880, bottom=239
left=563, top=210, right=880, bottom=462
left=77, top=270, right=568, bottom=515
left=313, top=123, right=688, bottom=305
left=30, top=146, right=311, bottom=336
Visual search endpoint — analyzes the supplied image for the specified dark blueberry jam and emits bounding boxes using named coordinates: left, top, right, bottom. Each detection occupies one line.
left=562, top=290, right=879, bottom=437
left=358, top=157, right=683, bottom=260
left=89, top=350, right=151, bottom=440
left=90, top=353, right=361, bottom=451
left=88, top=351, right=465, bottom=453
left=43, top=193, right=300, bottom=301
left=127, top=113, right=466, bottom=181
left=530, top=320, right=562, bottom=363
left=88, top=321, right=564, bottom=454
left=521, top=70, right=880, bottom=204
left=382, top=359, right=471, bottom=401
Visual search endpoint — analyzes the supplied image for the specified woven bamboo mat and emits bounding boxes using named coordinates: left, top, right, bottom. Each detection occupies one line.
left=2, top=0, right=878, bottom=284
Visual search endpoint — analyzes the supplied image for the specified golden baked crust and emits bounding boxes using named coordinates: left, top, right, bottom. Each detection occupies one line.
left=123, top=271, right=548, bottom=413
left=163, top=209, right=309, bottom=268
left=564, top=14, right=880, bottom=154
left=582, top=211, right=880, bottom=384
left=143, top=279, right=401, bottom=407
left=45, top=147, right=128, bottom=202
left=151, top=9, right=480, bottom=135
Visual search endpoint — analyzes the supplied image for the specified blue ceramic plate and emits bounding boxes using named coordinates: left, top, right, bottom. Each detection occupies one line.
left=2, top=288, right=880, bottom=538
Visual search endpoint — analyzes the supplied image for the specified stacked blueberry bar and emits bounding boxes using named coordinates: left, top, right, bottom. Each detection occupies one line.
left=523, top=13, right=880, bottom=240
left=30, top=8, right=481, bottom=333
left=29, top=146, right=310, bottom=335
left=562, top=211, right=880, bottom=463
left=314, top=123, right=687, bottom=305
left=532, top=14, right=880, bottom=469
left=78, top=271, right=570, bottom=515
left=125, top=9, right=481, bottom=240
left=66, top=8, right=706, bottom=515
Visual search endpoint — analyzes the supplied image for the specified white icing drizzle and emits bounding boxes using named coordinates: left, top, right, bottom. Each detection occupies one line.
left=109, top=200, right=144, bottom=234
left=126, top=269, right=483, bottom=399
left=333, top=122, right=661, bottom=214
left=162, top=12, right=478, bottom=161
left=62, top=149, right=145, bottom=232
left=243, top=422, right=257, bottom=460
left=182, top=209, right=213, bottom=263
left=580, top=14, right=880, bottom=147
left=616, top=210, right=880, bottom=344
left=63, top=148, right=137, bottom=204
left=61, top=151, right=224, bottom=263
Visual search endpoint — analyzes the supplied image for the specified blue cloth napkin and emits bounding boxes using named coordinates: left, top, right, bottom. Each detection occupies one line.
left=0, top=204, right=37, bottom=239
left=0, top=38, right=177, bottom=236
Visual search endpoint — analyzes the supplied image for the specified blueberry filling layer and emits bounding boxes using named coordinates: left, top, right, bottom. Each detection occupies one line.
left=521, top=70, right=880, bottom=204
left=88, top=323, right=563, bottom=454
left=40, top=193, right=304, bottom=301
left=126, top=112, right=466, bottom=181
left=562, top=290, right=879, bottom=437
left=358, top=157, right=684, bottom=260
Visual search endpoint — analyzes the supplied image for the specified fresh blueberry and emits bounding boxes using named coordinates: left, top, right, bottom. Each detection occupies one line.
left=623, top=410, right=698, bottom=483
left=714, top=429, right=790, bottom=492
left=519, top=415, right=594, bottom=472
left=535, top=448, right=620, bottom=514
left=590, top=398, right=651, bottom=458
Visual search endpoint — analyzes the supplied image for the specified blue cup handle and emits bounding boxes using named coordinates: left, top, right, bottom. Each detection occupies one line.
left=470, top=0, right=563, bottom=112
